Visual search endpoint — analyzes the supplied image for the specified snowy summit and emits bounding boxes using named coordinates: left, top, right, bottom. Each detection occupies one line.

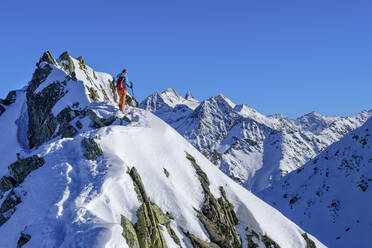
left=0, top=51, right=324, bottom=247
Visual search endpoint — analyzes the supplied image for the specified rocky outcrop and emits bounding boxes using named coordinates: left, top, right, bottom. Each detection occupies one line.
left=0, top=176, right=15, bottom=192
left=186, top=233, right=221, bottom=248
left=55, top=107, right=79, bottom=138
left=0, top=105, right=5, bottom=117
left=186, top=153, right=242, bottom=248
left=17, top=232, right=31, bottom=248
left=121, top=215, right=140, bottom=248
left=129, top=167, right=167, bottom=248
left=126, top=94, right=139, bottom=108
left=25, top=52, right=61, bottom=148
left=81, top=138, right=103, bottom=160
left=0, top=190, right=21, bottom=227
left=59, top=51, right=75, bottom=75
left=0, top=90, right=17, bottom=116
left=83, top=109, right=117, bottom=128
left=302, top=233, right=316, bottom=248
left=0, top=154, right=45, bottom=227
left=8, top=155, right=45, bottom=186
left=120, top=167, right=182, bottom=248
left=261, top=235, right=280, bottom=248
left=26, top=51, right=65, bottom=148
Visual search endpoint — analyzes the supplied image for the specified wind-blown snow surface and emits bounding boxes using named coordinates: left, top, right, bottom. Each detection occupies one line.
left=0, top=106, right=324, bottom=247
left=259, top=117, right=372, bottom=248
left=141, top=89, right=372, bottom=192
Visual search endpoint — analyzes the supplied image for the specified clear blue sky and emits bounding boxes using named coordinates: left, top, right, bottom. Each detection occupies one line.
left=0, top=0, right=371, bottom=118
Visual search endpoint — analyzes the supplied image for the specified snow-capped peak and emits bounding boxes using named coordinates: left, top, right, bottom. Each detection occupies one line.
left=260, top=116, right=372, bottom=247
left=142, top=87, right=372, bottom=194
left=214, top=93, right=236, bottom=108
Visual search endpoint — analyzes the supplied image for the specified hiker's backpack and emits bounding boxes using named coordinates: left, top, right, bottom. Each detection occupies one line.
left=116, top=76, right=126, bottom=90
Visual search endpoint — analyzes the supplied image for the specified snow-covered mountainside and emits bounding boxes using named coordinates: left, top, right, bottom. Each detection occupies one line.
left=259, top=117, right=372, bottom=248
left=141, top=89, right=371, bottom=192
left=0, top=51, right=324, bottom=247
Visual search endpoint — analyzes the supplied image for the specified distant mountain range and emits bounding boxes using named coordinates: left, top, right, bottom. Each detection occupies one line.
left=140, top=88, right=372, bottom=192
left=259, top=113, right=372, bottom=248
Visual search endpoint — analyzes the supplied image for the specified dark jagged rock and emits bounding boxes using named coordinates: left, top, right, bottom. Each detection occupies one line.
left=55, top=107, right=80, bottom=138
left=60, top=125, right=78, bottom=138
left=75, top=120, right=83, bottom=129
left=126, top=94, right=139, bottom=108
left=8, top=155, right=45, bottom=185
left=27, top=81, right=66, bottom=148
left=302, top=233, right=316, bottom=248
left=81, top=138, right=103, bottom=160
left=121, top=215, right=140, bottom=248
left=163, top=168, right=170, bottom=178
left=129, top=167, right=167, bottom=248
left=17, top=233, right=31, bottom=248
left=246, top=230, right=259, bottom=248
left=0, top=90, right=17, bottom=106
left=83, top=109, right=117, bottom=128
left=186, top=233, right=221, bottom=248
left=125, top=167, right=181, bottom=248
left=0, top=89, right=16, bottom=116
left=185, top=153, right=210, bottom=192
left=261, top=234, right=280, bottom=248
left=0, top=105, right=5, bottom=117
left=87, top=86, right=99, bottom=102
left=186, top=153, right=242, bottom=248
left=100, top=85, right=110, bottom=101
left=37, top=51, right=57, bottom=68
left=59, top=51, right=75, bottom=75
left=0, top=176, right=16, bottom=192
left=0, top=190, right=21, bottom=213
left=77, top=56, right=87, bottom=70
left=210, top=150, right=222, bottom=166
left=0, top=215, right=7, bottom=226
left=0, top=190, right=21, bottom=227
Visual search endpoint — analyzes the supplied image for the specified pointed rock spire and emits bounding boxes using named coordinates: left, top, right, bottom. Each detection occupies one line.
left=185, top=90, right=194, bottom=100
left=37, top=51, right=57, bottom=68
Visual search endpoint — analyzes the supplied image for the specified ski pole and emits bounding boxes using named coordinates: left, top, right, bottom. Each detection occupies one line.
left=130, top=81, right=134, bottom=97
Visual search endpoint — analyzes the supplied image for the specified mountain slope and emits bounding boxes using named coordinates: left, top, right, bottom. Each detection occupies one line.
left=0, top=52, right=324, bottom=247
left=141, top=89, right=371, bottom=192
left=259, top=116, right=372, bottom=248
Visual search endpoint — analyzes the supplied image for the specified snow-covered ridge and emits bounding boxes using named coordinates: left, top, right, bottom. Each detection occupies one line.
left=141, top=89, right=372, bottom=192
left=259, top=116, right=372, bottom=248
left=0, top=51, right=325, bottom=247
left=0, top=103, right=324, bottom=247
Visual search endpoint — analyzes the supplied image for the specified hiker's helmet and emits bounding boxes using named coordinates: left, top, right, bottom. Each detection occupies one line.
left=122, top=69, right=127, bottom=74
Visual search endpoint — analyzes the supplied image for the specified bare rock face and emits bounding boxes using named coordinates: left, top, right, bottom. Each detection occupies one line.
left=81, top=138, right=103, bottom=161
left=0, top=89, right=18, bottom=117
left=120, top=167, right=182, bottom=248
left=0, top=105, right=5, bottom=117
left=8, top=155, right=45, bottom=185
left=186, top=153, right=242, bottom=248
left=0, top=190, right=21, bottom=227
left=25, top=51, right=140, bottom=149
left=17, top=232, right=31, bottom=248
left=26, top=52, right=65, bottom=148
